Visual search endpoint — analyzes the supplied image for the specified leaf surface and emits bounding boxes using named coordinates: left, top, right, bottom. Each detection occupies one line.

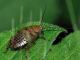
left=46, top=31, right=80, bottom=60
left=0, top=22, right=66, bottom=60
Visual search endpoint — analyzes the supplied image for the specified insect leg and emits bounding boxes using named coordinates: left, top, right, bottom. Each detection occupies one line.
left=3, top=40, right=11, bottom=53
left=39, top=9, right=43, bottom=25
left=24, top=43, right=33, bottom=60
left=26, top=42, right=34, bottom=50
left=4, top=18, right=15, bottom=53
left=25, top=48, right=30, bottom=60
left=19, top=6, right=23, bottom=29
left=29, top=11, right=33, bottom=25
left=4, top=18, right=16, bottom=53
left=39, top=31, right=46, bottom=40
left=11, top=18, right=15, bottom=35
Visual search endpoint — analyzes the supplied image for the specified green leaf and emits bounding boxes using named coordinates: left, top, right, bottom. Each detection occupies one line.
left=0, top=22, right=66, bottom=60
left=46, top=31, right=80, bottom=60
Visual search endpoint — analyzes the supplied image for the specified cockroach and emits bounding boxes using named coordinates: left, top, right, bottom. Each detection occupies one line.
left=6, top=7, right=46, bottom=51
left=9, top=25, right=43, bottom=50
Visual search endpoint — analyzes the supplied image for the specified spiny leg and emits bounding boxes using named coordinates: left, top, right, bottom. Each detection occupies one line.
left=39, top=9, right=43, bottom=25
left=7, top=18, right=15, bottom=51
left=8, top=18, right=15, bottom=51
left=3, top=40, right=11, bottom=53
left=24, top=42, right=34, bottom=60
left=18, top=48, right=23, bottom=60
left=39, top=31, right=46, bottom=40
left=29, top=11, right=33, bottom=25
left=11, top=18, right=15, bottom=35
left=4, top=18, right=15, bottom=53
left=25, top=49, right=30, bottom=60
left=19, top=6, right=23, bottom=29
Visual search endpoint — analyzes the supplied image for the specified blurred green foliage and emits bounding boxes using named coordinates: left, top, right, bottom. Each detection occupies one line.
left=0, top=0, right=61, bottom=32
left=0, top=0, right=79, bottom=32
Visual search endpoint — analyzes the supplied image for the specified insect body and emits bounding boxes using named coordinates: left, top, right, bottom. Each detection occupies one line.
left=6, top=7, right=46, bottom=51
left=9, top=25, right=42, bottom=50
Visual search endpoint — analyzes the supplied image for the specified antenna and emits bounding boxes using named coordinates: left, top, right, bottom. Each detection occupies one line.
left=29, top=11, right=32, bottom=25
left=20, top=6, right=23, bottom=28
left=39, top=7, right=46, bottom=25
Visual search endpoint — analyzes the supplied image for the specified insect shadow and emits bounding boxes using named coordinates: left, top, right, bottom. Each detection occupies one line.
left=53, top=28, right=73, bottom=45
